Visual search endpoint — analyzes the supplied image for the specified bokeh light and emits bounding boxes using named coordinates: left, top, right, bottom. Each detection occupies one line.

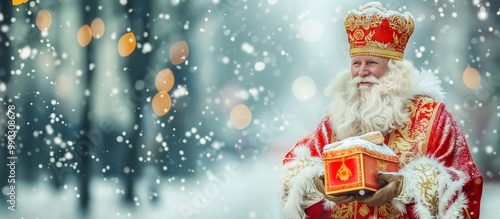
left=477, top=7, right=488, bottom=20
left=90, top=18, right=105, bottom=39
left=118, top=32, right=136, bottom=57
left=36, top=10, right=52, bottom=31
left=463, top=67, right=481, bottom=90
left=254, top=61, right=266, bottom=72
left=12, top=0, right=29, bottom=5
left=169, top=40, right=189, bottom=65
left=299, top=19, right=324, bottom=42
left=230, top=104, right=252, bottom=129
left=77, top=24, right=92, bottom=47
left=292, top=76, right=317, bottom=101
left=155, top=68, right=175, bottom=92
left=152, top=91, right=172, bottom=116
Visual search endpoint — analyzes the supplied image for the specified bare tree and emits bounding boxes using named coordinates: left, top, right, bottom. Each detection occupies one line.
left=0, top=0, right=13, bottom=207
left=75, top=0, right=99, bottom=212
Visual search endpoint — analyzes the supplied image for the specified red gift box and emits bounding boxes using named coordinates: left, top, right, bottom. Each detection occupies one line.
left=322, top=141, right=399, bottom=195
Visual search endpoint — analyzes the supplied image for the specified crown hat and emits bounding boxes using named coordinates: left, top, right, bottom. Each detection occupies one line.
left=344, top=2, right=415, bottom=60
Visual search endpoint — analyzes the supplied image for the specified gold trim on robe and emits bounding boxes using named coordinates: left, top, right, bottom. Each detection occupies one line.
left=387, top=96, right=440, bottom=166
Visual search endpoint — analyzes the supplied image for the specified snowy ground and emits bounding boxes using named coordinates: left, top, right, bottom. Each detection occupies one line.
left=1, top=154, right=499, bottom=219
left=1, top=154, right=282, bottom=219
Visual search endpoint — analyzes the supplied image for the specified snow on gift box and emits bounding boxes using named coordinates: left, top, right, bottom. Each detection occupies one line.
left=322, top=131, right=399, bottom=196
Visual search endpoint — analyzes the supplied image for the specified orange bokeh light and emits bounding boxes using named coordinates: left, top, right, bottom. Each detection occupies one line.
left=463, top=67, right=481, bottom=90
left=169, top=41, right=189, bottom=65
left=230, top=104, right=252, bottom=129
left=90, top=18, right=105, bottom=39
left=12, top=0, right=29, bottom=5
left=77, top=24, right=92, bottom=47
left=118, top=32, right=136, bottom=57
left=155, top=68, right=175, bottom=92
left=152, top=91, right=172, bottom=116
left=36, top=10, right=52, bottom=31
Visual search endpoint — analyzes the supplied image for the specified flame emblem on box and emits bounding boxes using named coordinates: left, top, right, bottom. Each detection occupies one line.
left=336, top=158, right=352, bottom=181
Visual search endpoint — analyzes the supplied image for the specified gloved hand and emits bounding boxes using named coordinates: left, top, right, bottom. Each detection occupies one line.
left=356, top=172, right=404, bottom=207
left=313, top=175, right=356, bottom=204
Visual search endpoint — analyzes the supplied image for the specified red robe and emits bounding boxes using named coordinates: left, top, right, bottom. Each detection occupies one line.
left=281, top=96, right=483, bottom=219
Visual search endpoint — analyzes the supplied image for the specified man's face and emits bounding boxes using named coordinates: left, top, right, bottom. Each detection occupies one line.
left=350, top=55, right=389, bottom=87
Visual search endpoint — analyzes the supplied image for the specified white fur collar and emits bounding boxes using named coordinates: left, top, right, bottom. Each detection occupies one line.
left=411, top=68, right=445, bottom=101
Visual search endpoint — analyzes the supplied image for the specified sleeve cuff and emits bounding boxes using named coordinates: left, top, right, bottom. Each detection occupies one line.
left=281, top=146, right=324, bottom=219
left=394, top=156, right=468, bottom=218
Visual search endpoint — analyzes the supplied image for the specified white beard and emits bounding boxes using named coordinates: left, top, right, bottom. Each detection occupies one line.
left=326, top=60, right=414, bottom=140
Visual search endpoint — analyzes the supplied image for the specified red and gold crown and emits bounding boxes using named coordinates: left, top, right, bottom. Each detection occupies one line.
left=344, top=2, right=415, bottom=60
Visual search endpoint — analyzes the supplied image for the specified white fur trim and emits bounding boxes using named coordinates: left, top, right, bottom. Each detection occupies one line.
left=398, top=156, right=467, bottom=218
left=411, top=68, right=445, bottom=101
left=322, top=199, right=336, bottom=211
left=281, top=146, right=324, bottom=219
left=392, top=199, right=407, bottom=214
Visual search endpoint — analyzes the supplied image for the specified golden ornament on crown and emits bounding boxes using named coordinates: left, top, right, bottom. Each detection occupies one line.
left=344, top=2, right=415, bottom=60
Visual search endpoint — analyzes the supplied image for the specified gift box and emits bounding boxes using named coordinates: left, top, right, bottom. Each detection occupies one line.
left=322, top=132, right=399, bottom=195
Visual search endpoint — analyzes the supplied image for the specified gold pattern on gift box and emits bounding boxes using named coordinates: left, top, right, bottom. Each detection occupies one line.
left=323, top=147, right=399, bottom=162
left=377, top=159, right=388, bottom=172
left=336, top=158, right=352, bottom=181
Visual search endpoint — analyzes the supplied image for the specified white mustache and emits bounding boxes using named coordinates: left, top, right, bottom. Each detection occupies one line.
left=352, top=76, right=379, bottom=84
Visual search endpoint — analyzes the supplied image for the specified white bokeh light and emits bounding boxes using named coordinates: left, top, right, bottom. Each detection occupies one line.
left=292, top=76, right=316, bottom=101
left=267, top=0, right=278, bottom=5
left=478, top=7, right=488, bottom=20
left=254, top=61, right=265, bottom=71
left=299, top=19, right=324, bottom=42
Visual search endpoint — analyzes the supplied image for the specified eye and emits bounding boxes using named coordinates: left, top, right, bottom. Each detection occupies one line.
left=352, top=61, right=360, bottom=66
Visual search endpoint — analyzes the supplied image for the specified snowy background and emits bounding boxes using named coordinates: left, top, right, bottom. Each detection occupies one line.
left=0, top=0, right=499, bottom=218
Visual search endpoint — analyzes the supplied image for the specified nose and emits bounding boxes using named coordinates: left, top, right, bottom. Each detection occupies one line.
left=358, top=63, right=369, bottom=77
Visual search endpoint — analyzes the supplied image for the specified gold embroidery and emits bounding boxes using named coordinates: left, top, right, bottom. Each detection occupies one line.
left=354, top=29, right=365, bottom=40
left=388, top=96, right=440, bottom=166
left=359, top=204, right=370, bottom=217
left=377, top=203, right=404, bottom=218
left=332, top=202, right=356, bottom=219
left=344, top=13, right=383, bottom=31
left=415, top=163, right=439, bottom=216
left=282, top=157, right=317, bottom=199
left=336, top=158, right=353, bottom=181
left=388, top=15, right=413, bottom=34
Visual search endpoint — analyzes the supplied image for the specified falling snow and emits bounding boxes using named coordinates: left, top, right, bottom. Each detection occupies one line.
left=0, top=0, right=499, bottom=219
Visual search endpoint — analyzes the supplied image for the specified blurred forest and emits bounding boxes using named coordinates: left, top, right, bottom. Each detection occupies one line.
left=0, top=0, right=499, bottom=218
